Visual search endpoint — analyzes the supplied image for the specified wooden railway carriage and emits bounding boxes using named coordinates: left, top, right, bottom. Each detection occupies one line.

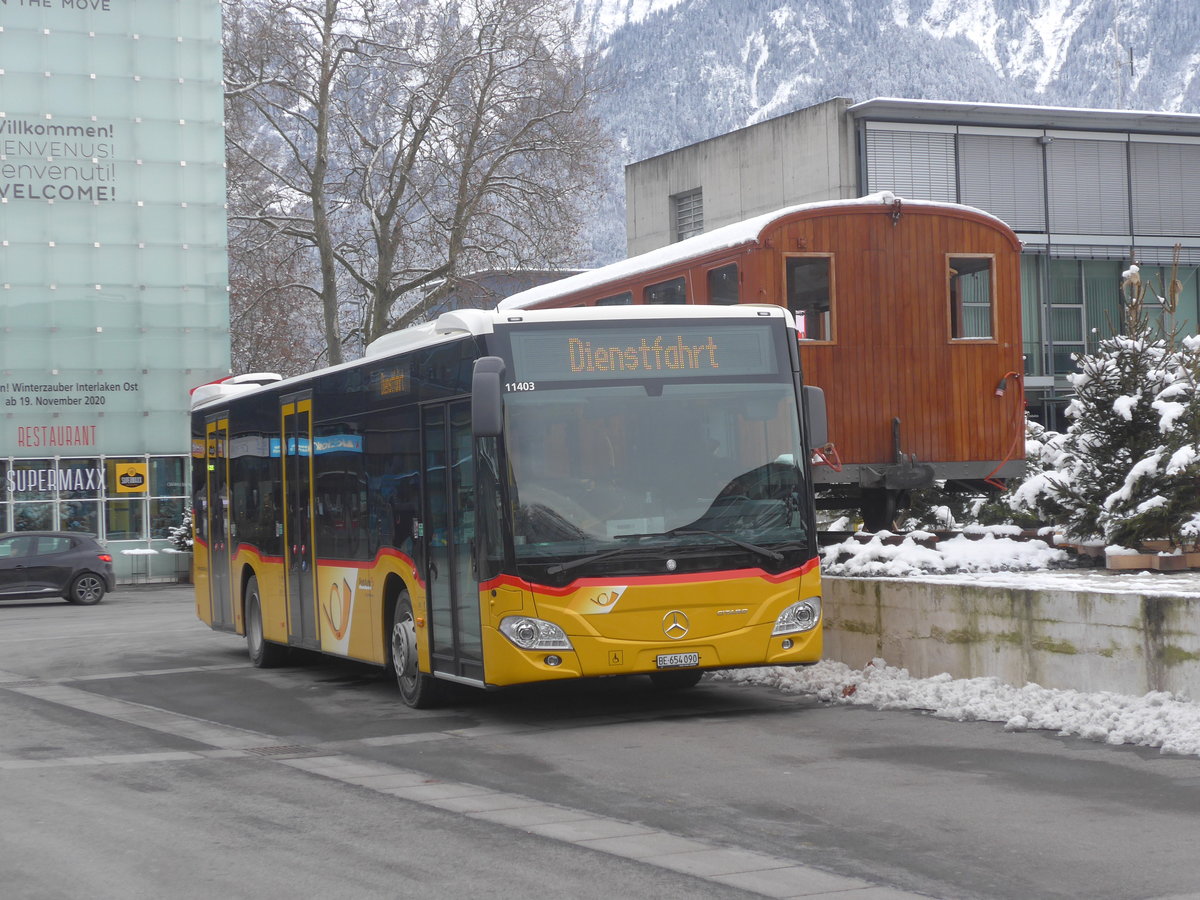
left=499, top=193, right=1025, bottom=529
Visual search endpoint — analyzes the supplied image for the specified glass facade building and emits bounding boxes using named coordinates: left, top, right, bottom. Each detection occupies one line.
left=0, top=1, right=229, bottom=579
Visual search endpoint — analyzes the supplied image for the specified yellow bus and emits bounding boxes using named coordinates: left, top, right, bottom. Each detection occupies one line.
left=190, top=305, right=826, bottom=707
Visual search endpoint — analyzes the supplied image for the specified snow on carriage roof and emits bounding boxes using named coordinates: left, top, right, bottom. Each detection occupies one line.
left=497, top=192, right=1012, bottom=312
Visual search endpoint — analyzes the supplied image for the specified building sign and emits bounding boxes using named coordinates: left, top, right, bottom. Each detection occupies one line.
left=0, top=1, right=229, bottom=457
left=7, top=466, right=104, bottom=494
left=0, top=118, right=117, bottom=202
left=112, top=461, right=148, bottom=493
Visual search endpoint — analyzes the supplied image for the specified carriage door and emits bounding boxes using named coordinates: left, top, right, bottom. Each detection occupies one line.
left=281, top=394, right=319, bottom=648
left=205, top=416, right=234, bottom=629
left=422, top=400, right=483, bottom=683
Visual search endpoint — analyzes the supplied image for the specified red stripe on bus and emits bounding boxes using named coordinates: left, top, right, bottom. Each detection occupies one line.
left=479, top=555, right=819, bottom=596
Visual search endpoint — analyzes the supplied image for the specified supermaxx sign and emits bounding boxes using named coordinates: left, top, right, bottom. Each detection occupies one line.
left=7, top=467, right=104, bottom=493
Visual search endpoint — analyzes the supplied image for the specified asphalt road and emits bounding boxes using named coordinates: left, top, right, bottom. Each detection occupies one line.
left=2, top=585, right=1200, bottom=900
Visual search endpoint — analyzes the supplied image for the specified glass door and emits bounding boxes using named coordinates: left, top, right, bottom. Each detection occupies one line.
left=281, top=394, right=319, bottom=648
left=421, top=400, right=482, bottom=683
left=205, top=416, right=234, bottom=629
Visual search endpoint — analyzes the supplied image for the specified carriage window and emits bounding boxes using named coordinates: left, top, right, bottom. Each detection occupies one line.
left=644, top=277, right=687, bottom=305
left=949, top=256, right=994, bottom=339
left=596, top=291, right=633, bottom=306
left=707, top=264, right=739, bottom=305
left=786, top=256, right=832, bottom=340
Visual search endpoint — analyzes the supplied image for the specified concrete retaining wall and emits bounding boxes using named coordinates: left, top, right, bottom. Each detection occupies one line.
left=823, top=577, right=1200, bottom=698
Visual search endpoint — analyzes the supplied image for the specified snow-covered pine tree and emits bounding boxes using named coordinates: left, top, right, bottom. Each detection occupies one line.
left=1098, top=332, right=1200, bottom=547
left=1008, top=262, right=1200, bottom=547
left=1051, top=310, right=1173, bottom=540
left=168, top=509, right=194, bottom=551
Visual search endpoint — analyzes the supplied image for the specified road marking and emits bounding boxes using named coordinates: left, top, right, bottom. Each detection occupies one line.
left=0, top=674, right=930, bottom=899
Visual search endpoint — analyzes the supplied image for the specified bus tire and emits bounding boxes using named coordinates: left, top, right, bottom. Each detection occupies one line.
left=246, top=576, right=287, bottom=668
left=390, top=595, right=443, bottom=709
left=649, top=670, right=704, bottom=690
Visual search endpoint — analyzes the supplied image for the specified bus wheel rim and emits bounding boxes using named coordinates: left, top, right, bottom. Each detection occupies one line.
left=248, top=598, right=262, bottom=654
left=393, top=614, right=416, bottom=684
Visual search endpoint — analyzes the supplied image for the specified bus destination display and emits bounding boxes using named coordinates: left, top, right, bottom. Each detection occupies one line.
left=507, top=323, right=779, bottom=383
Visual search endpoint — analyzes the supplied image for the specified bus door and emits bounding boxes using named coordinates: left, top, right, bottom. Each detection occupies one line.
left=281, top=394, right=319, bottom=648
left=205, top=415, right=234, bottom=629
left=421, top=400, right=483, bottom=684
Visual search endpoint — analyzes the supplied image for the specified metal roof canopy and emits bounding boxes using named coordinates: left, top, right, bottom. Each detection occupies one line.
left=848, top=97, right=1200, bottom=136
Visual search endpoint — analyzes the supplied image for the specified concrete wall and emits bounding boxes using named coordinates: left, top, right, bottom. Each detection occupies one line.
left=824, top=577, right=1200, bottom=698
left=625, top=97, right=859, bottom=255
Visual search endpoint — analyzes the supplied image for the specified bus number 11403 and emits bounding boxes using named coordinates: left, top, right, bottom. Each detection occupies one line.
left=505, top=382, right=536, bottom=392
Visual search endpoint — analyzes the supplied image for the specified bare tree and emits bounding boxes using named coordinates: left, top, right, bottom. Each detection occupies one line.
left=224, top=0, right=609, bottom=364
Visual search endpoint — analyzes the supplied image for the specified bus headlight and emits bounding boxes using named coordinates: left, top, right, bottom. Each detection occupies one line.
left=772, top=598, right=821, bottom=635
left=499, top=616, right=574, bottom=651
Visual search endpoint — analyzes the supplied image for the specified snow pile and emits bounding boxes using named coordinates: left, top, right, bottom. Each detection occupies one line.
left=720, top=659, right=1200, bottom=757
left=821, top=529, right=1067, bottom=577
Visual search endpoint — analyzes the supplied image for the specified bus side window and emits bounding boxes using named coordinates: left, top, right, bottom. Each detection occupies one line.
left=707, top=264, right=739, bottom=305
left=644, top=276, right=687, bottom=305
left=596, top=291, right=632, bottom=306
left=786, top=255, right=833, bottom=341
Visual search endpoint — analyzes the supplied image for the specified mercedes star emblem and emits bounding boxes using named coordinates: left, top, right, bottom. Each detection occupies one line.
left=662, top=610, right=690, bottom=640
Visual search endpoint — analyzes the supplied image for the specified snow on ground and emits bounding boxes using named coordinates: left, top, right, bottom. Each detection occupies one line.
left=715, top=529, right=1200, bottom=758
left=820, top=527, right=1200, bottom=596
left=821, top=528, right=1069, bottom=578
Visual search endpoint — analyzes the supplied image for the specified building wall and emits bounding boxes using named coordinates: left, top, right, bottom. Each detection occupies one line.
left=625, top=97, right=858, bottom=255
left=0, top=2, right=229, bottom=570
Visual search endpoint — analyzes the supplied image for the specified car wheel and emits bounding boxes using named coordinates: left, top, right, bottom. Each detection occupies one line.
left=648, top=669, right=704, bottom=690
left=245, top=576, right=288, bottom=667
left=390, top=595, right=443, bottom=708
left=65, top=573, right=106, bottom=605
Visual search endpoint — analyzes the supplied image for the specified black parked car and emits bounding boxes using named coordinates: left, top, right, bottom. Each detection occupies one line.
left=0, top=532, right=115, bottom=605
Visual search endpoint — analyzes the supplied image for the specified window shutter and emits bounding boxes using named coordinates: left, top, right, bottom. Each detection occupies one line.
left=1046, top=139, right=1129, bottom=235
left=958, top=134, right=1046, bottom=230
left=865, top=128, right=956, bottom=202
left=672, top=189, right=703, bottom=241
left=1130, top=142, right=1200, bottom=236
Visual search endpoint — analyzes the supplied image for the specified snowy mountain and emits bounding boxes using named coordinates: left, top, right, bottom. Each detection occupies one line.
left=578, top=0, right=1200, bottom=262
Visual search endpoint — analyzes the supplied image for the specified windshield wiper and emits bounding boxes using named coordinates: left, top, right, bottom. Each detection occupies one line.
left=545, top=544, right=655, bottom=576
left=544, top=531, right=796, bottom=576
left=668, top=529, right=783, bottom=562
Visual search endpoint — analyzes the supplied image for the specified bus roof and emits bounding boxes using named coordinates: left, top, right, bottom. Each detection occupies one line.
left=190, top=304, right=796, bottom=412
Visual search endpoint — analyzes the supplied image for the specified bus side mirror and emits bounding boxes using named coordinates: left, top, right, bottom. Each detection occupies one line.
left=803, top=385, right=828, bottom=449
left=472, top=356, right=506, bottom=437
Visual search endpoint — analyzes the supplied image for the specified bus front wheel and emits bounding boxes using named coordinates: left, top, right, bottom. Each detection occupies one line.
left=246, top=576, right=287, bottom=668
left=390, top=596, right=444, bottom=709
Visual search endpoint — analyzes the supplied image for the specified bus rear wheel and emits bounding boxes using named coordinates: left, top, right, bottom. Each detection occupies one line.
left=246, top=576, right=287, bottom=668
left=390, top=596, right=444, bottom=709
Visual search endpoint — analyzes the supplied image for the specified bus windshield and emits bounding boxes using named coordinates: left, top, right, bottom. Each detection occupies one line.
left=504, top=379, right=809, bottom=572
